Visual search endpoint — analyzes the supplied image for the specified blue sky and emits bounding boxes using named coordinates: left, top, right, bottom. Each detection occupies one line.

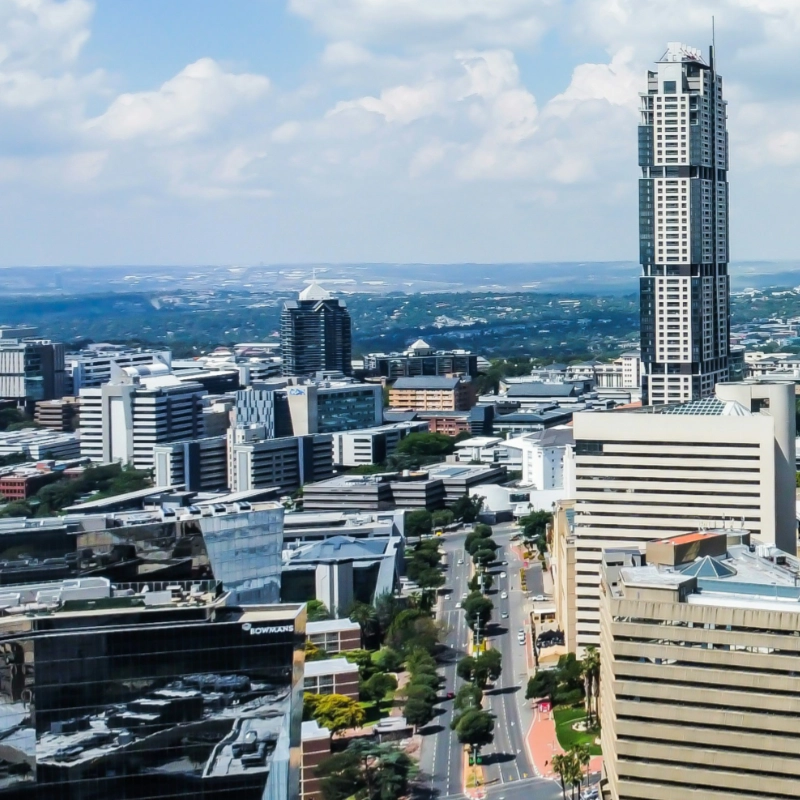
left=0, top=0, right=798, bottom=266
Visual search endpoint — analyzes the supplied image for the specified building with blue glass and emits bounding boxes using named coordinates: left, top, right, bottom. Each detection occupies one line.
left=638, top=42, right=730, bottom=405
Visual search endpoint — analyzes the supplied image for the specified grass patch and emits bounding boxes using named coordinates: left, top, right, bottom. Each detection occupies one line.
left=357, top=698, right=394, bottom=728
left=554, top=706, right=601, bottom=756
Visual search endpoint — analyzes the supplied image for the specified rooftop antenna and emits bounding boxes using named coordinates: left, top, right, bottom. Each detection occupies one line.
left=710, top=16, right=716, bottom=72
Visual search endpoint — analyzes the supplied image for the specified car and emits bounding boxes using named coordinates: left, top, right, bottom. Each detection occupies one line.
left=518, top=636, right=526, bottom=645
left=455, top=602, right=462, bottom=609
left=500, top=571, right=507, bottom=578
left=461, top=592, right=468, bottom=599
left=502, top=560, right=508, bottom=565
left=518, top=628, right=525, bottom=636
left=533, top=594, right=546, bottom=602
left=457, top=559, right=464, bottom=565
left=446, top=691, right=455, bottom=699
left=501, top=611, right=509, bottom=619
left=444, top=595, right=451, bottom=600
left=501, top=591, right=508, bottom=599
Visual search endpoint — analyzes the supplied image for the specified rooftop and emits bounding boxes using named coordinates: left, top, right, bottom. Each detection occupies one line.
left=306, top=618, right=361, bottom=635
left=304, top=657, right=360, bottom=678
left=299, top=281, right=333, bottom=301
left=506, top=383, right=579, bottom=398
left=392, top=376, right=462, bottom=390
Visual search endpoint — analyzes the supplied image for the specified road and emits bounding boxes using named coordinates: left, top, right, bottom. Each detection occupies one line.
left=415, top=524, right=565, bottom=800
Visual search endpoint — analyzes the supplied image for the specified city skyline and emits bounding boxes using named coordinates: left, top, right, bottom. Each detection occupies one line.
left=1, top=1, right=800, bottom=266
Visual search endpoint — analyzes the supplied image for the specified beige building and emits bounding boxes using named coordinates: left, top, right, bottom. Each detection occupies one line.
left=389, top=376, right=475, bottom=411
left=551, top=499, right=578, bottom=655
left=601, top=530, right=800, bottom=800
left=572, top=381, right=796, bottom=651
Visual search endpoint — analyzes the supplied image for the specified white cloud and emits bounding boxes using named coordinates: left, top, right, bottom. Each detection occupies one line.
left=87, top=58, right=270, bottom=143
left=289, top=0, right=556, bottom=47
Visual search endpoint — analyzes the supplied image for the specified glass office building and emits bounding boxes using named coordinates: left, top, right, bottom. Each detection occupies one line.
left=0, top=588, right=305, bottom=799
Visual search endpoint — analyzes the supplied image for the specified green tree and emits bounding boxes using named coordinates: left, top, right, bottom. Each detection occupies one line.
left=304, top=641, right=327, bottom=662
left=463, top=593, right=493, bottom=632
left=0, top=500, right=33, bottom=518
left=316, top=748, right=364, bottom=800
left=432, top=509, right=454, bottom=528
left=405, top=508, right=433, bottom=541
left=526, top=670, right=558, bottom=703
left=386, top=610, right=441, bottom=654
left=472, top=547, right=498, bottom=567
left=344, top=601, right=375, bottom=646
left=573, top=744, right=592, bottom=793
left=451, top=708, right=495, bottom=754
left=351, top=739, right=418, bottom=800
left=556, top=653, right=583, bottom=694
left=307, top=600, right=331, bottom=622
left=551, top=752, right=574, bottom=800
left=450, top=493, right=483, bottom=523
left=395, top=432, right=458, bottom=462
left=454, top=683, right=483, bottom=712
left=582, top=646, right=601, bottom=727
left=374, top=592, right=401, bottom=641
left=360, top=672, right=397, bottom=705
left=456, top=656, right=477, bottom=683
left=402, top=683, right=437, bottom=707
left=373, top=647, right=402, bottom=673
left=404, top=696, right=435, bottom=730
left=344, top=649, right=377, bottom=680
left=476, top=649, right=502, bottom=682
left=308, top=693, right=365, bottom=736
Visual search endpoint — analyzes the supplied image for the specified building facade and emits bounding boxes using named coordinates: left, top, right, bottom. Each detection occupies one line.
left=601, top=533, right=800, bottom=800
left=364, top=340, right=478, bottom=379
left=331, top=421, right=428, bottom=468
left=0, top=582, right=304, bottom=800
left=572, top=381, right=796, bottom=651
left=389, top=376, right=475, bottom=411
left=67, top=346, right=172, bottom=392
left=281, top=283, right=352, bottom=377
left=0, top=334, right=65, bottom=403
left=153, top=435, right=229, bottom=492
left=79, top=364, right=206, bottom=470
left=639, top=43, right=730, bottom=405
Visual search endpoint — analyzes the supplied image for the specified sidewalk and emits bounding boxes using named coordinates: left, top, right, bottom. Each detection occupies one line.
left=526, top=705, right=603, bottom=780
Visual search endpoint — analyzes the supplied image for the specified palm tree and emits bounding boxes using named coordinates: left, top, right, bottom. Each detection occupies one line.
left=573, top=744, right=591, bottom=793
left=346, top=601, right=377, bottom=647
left=581, top=646, right=601, bottom=727
left=551, top=753, right=571, bottom=800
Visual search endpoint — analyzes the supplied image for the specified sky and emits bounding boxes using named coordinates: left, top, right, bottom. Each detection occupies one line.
left=0, top=0, right=799, bottom=267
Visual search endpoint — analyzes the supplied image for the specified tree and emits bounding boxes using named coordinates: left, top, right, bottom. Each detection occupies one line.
left=316, top=748, right=363, bottom=800
left=0, top=500, right=33, bottom=518
left=344, top=601, right=375, bottom=646
left=463, top=594, right=493, bottom=632
left=526, top=670, right=558, bottom=703
left=304, top=640, right=327, bottom=662
left=405, top=509, right=433, bottom=541
left=404, top=648, right=437, bottom=674
left=386, top=611, right=441, bottom=654
left=402, top=683, right=437, bottom=707
left=476, top=649, right=502, bottom=682
left=581, top=646, right=601, bottom=727
left=344, top=649, right=377, bottom=680
left=395, top=432, right=457, bottom=462
left=347, top=739, right=417, bottom=800
left=556, top=653, right=583, bottom=694
left=465, top=526, right=492, bottom=554
left=451, top=708, right=495, bottom=754
left=360, top=672, right=397, bottom=705
left=456, top=656, right=477, bottom=683
left=432, top=509, right=454, bottom=528
left=308, top=694, right=365, bottom=736
left=573, top=744, right=592, bottom=793
left=450, top=493, right=483, bottom=523
left=551, top=753, right=572, bottom=800
left=307, top=600, right=331, bottom=622
left=373, top=647, right=402, bottom=673
left=454, top=683, right=483, bottom=712
left=404, top=696, right=435, bottom=730
left=374, top=592, right=400, bottom=641
left=472, top=547, right=498, bottom=567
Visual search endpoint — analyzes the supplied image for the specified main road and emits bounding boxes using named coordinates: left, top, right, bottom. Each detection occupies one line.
left=415, top=525, right=563, bottom=800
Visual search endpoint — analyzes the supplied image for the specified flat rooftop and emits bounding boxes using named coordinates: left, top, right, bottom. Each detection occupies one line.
left=304, top=657, right=360, bottom=678
left=306, top=618, right=361, bottom=635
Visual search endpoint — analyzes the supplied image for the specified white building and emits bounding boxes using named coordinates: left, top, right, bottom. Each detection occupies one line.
left=520, top=427, right=574, bottom=490
left=0, top=429, right=80, bottom=460
left=331, top=421, right=428, bottom=468
left=68, top=345, right=172, bottom=392
left=0, top=330, right=65, bottom=402
left=79, top=362, right=206, bottom=470
left=639, top=43, right=730, bottom=404
left=153, top=435, right=229, bottom=491
left=571, top=381, right=796, bottom=651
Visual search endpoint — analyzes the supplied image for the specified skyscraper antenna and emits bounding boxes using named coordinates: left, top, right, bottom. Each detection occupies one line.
left=711, top=16, right=716, bottom=71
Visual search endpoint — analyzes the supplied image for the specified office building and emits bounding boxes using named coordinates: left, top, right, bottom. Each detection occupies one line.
left=231, top=433, right=334, bottom=494
left=281, top=282, right=352, bottom=377
left=0, top=575, right=304, bottom=800
left=364, top=340, right=479, bottom=379
left=79, top=363, right=206, bottom=470
left=520, top=427, right=575, bottom=490
left=301, top=720, right=331, bottom=800
left=0, top=429, right=80, bottom=461
left=601, top=531, right=800, bottom=800
left=235, top=381, right=382, bottom=437
left=331, top=421, right=428, bottom=467
left=551, top=500, right=578, bottom=655
left=153, top=435, right=229, bottom=492
left=33, top=397, right=80, bottom=432
left=306, top=618, right=362, bottom=655
left=283, top=510, right=405, bottom=547
left=572, top=381, right=796, bottom=650
left=639, top=43, right=730, bottom=404
left=282, top=534, right=403, bottom=611
left=303, top=658, right=360, bottom=700
left=389, top=376, right=475, bottom=411
left=67, top=344, right=173, bottom=392
left=0, top=501, right=285, bottom=604
left=0, top=329, right=65, bottom=403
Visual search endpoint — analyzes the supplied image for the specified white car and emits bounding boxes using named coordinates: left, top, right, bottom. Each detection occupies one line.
left=501, top=611, right=509, bottom=619
left=533, top=594, right=546, bottom=602
left=461, top=592, right=468, bottom=599
left=457, top=559, right=464, bottom=565
left=518, top=636, right=526, bottom=645
left=501, top=591, right=508, bottom=599
left=500, top=572, right=507, bottom=578
left=455, top=602, right=462, bottom=609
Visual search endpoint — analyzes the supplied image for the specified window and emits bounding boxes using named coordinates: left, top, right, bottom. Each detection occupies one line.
left=663, top=81, right=677, bottom=94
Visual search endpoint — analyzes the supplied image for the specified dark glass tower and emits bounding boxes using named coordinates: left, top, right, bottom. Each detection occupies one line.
left=639, top=42, right=729, bottom=405
left=280, top=283, right=352, bottom=378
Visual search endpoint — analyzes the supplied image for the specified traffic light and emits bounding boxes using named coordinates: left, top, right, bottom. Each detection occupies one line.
left=476, top=755, right=482, bottom=764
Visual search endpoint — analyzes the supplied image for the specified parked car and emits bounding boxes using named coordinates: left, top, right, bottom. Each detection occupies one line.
left=533, top=594, right=546, bottom=602
left=455, top=602, right=462, bottom=609
left=500, top=572, right=507, bottom=578
left=501, top=591, right=508, bottom=599
left=501, top=611, right=509, bottom=619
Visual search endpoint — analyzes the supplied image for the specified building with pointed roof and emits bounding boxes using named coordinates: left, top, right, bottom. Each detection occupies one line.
left=281, top=282, right=352, bottom=378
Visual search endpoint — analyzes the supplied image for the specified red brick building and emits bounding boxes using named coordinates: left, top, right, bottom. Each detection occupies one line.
left=301, top=720, right=331, bottom=800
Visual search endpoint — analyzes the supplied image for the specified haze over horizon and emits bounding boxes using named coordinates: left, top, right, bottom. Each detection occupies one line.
left=2, top=1, right=800, bottom=267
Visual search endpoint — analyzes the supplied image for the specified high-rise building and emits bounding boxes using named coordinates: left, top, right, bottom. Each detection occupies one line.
left=601, top=532, right=800, bottom=800
left=639, top=43, right=729, bottom=405
left=67, top=345, right=173, bottom=392
left=571, top=381, right=796, bottom=652
left=79, top=363, right=206, bottom=470
left=0, top=575, right=304, bottom=800
left=0, top=327, right=65, bottom=404
left=281, top=283, right=352, bottom=377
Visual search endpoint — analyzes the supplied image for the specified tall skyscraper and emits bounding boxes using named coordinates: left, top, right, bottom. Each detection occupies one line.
left=639, top=42, right=729, bottom=405
left=280, top=282, right=352, bottom=377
